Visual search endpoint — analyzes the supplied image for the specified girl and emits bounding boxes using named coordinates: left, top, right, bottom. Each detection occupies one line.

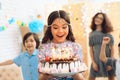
left=0, top=32, right=40, bottom=80
left=89, top=12, right=115, bottom=80
left=38, top=10, right=85, bottom=80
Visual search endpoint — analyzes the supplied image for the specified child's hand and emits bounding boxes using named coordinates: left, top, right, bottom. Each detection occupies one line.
left=106, top=65, right=112, bottom=71
left=44, top=73, right=53, bottom=79
left=38, top=73, right=53, bottom=80
left=72, top=73, right=84, bottom=80
left=92, top=62, right=99, bottom=72
left=102, top=37, right=110, bottom=45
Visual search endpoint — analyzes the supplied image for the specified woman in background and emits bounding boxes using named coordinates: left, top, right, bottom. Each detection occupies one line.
left=89, top=12, right=115, bottom=80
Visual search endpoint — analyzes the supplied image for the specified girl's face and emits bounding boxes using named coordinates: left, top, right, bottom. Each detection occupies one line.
left=24, top=35, right=36, bottom=54
left=94, top=14, right=104, bottom=26
left=51, top=18, right=69, bottom=43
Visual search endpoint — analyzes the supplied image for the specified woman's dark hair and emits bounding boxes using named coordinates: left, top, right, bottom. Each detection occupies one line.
left=42, top=10, right=75, bottom=43
left=90, top=12, right=113, bottom=33
left=23, top=32, right=40, bottom=49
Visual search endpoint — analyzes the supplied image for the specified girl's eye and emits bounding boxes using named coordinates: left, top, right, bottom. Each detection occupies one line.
left=51, top=24, right=58, bottom=29
left=51, top=24, right=68, bottom=29
left=63, top=25, right=68, bottom=29
left=63, top=27, right=66, bottom=29
left=53, top=27, right=58, bottom=29
left=63, top=26, right=67, bottom=29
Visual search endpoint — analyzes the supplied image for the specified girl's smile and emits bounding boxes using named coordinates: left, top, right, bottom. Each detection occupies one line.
left=51, top=18, right=69, bottom=43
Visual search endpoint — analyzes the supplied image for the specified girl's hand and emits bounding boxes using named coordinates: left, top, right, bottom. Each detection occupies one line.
left=38, top=68, right=53, bottom=79
left=38, top=72, right=53, bottom=80
left=92, top=62, right=99, bottom=72
left=106, top=65, right=112, bottom=71
left=72, top=73, right=84, bottom=80
left=102, top=37, right=110, bottom=45
left=44, top=73, right=53, bottom=79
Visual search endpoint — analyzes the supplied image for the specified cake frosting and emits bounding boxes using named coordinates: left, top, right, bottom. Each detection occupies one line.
left=38, top=46, right=87, bottom=74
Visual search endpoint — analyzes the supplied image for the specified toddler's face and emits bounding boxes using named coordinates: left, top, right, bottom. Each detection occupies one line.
left=51, top=18, right=69, bottom=43
left=24, top=35, right=36, bottom=54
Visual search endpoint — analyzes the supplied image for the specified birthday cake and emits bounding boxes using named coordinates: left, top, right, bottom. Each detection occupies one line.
left=38, top=47, right=87, bottom=75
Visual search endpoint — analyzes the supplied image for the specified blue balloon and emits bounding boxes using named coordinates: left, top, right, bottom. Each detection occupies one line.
left=8, top=17, right=15, bottom=24
left=28, top=20, right=44, bottom=33
left=0, top=27, right=3, bottom=31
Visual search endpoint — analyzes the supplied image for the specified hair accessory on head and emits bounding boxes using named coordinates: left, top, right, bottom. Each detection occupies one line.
left=47, top=25, right=51, bottom=27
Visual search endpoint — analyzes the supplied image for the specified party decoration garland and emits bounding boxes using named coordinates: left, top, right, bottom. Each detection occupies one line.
left=0, top=14, right=44, bottom=32
left=0, top=26, right=6, bottom=31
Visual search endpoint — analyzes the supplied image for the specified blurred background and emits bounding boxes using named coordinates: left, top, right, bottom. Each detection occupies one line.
left=0, top=0, right=120, bottom=80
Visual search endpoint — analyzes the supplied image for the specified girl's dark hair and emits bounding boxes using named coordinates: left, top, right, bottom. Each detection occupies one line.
left=42, top=10, right=75, bottom=43
left=90, top=12, right=113, bottom=33
left=118, top=43, right=120, bottom=47
left=23, top=32, right=40, bottom=49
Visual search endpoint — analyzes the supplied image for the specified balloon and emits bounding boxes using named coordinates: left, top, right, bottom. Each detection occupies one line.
left=0, top=26, right=6, bottom=31
left=2, top=26, right=6, bottom=30
left=21, top=22, right=26, bottom=27
left=8, top=17, right=15, bottom=24
left=28, top=20, right=44, bottom=33
left=0, top=27, right=3, bottom=31
left=16, top=20, right=21, bottom=26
